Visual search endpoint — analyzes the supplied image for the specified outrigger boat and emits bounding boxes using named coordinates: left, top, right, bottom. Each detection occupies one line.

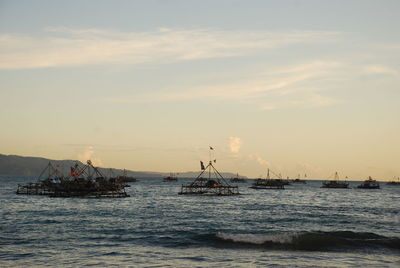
left=179, top=148, right=239, bottom=196
left=250, top=169, right=285, bottom=189
left=163, top=173, right=178, bottom=182
left=357, top=176, right=380, bottom=189
left=321, top=172, right=349, bottom=188
left=230, top=173, right=246, bottom=183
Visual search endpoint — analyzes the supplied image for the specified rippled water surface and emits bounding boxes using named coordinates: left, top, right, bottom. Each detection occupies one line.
left=1, top=177, right=399, bottom=267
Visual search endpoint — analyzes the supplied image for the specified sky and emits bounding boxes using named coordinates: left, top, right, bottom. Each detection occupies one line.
left=0, top=0, right=399, bottom=180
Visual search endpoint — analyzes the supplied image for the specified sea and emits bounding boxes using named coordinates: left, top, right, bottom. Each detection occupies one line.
left=1, top=177, right=399, bottom=267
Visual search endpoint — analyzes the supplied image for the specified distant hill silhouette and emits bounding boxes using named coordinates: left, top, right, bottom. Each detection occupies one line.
left=0, top=154, right=245, bottom=179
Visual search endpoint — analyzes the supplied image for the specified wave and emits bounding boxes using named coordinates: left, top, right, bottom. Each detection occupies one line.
left=216, top=232, right=296, bottom=245
left=201, top=231, right=400, bottom=251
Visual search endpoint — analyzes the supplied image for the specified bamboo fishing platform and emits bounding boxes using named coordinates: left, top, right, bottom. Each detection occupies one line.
left=179, top=160, right=240, bottom=196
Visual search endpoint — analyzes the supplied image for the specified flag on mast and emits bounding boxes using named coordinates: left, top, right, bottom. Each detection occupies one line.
left=200, top=161, right=205, bottom=170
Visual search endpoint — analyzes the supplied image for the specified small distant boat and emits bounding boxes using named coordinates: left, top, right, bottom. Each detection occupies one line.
left=163, top=173, right=178, bottom=182
left=292, top=174, right=307, bottom=184
left=116, top=169, right=137, bottom=182
left=250, top=169, right=285, bottom=189
left=230, top=173, right=246, bottom=183
left=276, top=173, right=291, bottom=185
left=357, top=176, right=380, bottom=189
left=387, top=177, right=400, bottom=185
left=321, top=172, right=349, bottom=188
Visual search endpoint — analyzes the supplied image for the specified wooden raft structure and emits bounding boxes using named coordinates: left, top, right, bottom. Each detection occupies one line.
left=179, top=160, right=239, bottom=196
left=16, top=162, right=63, bottom=195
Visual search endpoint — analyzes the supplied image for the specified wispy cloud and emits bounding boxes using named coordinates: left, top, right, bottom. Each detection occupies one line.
left=106, top=60, right=342, bottom=106
left=0, top=27, right=341, bottom=70
left=363, top=64, right=399, bottom=76
left=248, top=153, right=271, bottom=168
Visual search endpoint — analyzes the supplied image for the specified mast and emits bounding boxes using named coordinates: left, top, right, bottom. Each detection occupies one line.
left=208, top=146, right=214, bottom=180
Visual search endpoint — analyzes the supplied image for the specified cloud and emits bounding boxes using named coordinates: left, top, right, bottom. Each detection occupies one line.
left=0, top=27, right=346, bottom=112
left=363, top=65, right=398, bottom=76
left=77, top=146, right=103, bottom=166
left=0, top=28, right=341, bottom=70
left=229, top=137, right=242, bottom=154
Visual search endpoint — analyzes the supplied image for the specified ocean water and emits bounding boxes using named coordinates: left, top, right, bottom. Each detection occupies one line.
left=1, top=177, right=399, bottom=267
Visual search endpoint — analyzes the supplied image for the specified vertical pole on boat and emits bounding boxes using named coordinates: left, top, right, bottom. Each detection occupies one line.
left=209, top=146, right=212, bottom=180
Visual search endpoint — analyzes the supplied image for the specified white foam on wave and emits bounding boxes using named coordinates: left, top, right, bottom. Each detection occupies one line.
left=216, top=232, right=296, bottom=244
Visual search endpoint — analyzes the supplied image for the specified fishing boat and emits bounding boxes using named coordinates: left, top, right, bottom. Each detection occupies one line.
left=387, top=177, right=400, bottom=185
left=321, top=172, right=349, bottom=188
left=292, top=174, right=307, bottom=184
left=357, top=176, right=380, bottom=189
left=230, top=173, right=246, bottom=183
left=179, top=148, right=239, bottom=196
left=115, top=169, right=137, bottom=183
left=163, top=173, right=178, bottom=182
left=250, top=169, right=285, bottom=189
left=17, top=160, right=130, bottom=198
